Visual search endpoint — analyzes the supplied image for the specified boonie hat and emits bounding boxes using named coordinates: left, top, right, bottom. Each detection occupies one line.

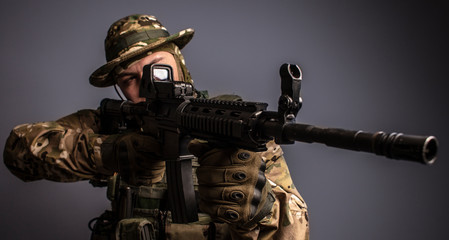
left=90, top=14, right=194, bottom=87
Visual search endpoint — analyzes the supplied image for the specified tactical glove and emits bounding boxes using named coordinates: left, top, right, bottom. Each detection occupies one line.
left=101, top=132, right=165, bottom=185
left=188, top=139, right=275, bottom=229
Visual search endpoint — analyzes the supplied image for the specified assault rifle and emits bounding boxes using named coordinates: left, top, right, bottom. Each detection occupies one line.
left=99, top=63, right=438, bottom=223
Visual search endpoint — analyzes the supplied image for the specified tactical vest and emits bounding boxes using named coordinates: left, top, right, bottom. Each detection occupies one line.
left=89, top=157, right=231, bottom=240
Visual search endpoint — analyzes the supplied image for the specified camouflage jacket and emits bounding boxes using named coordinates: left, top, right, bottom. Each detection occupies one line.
left=4, top=109, right=309, bottom=239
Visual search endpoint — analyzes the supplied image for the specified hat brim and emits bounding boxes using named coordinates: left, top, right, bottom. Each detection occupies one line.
left=89, top=28, right=194, bottom=88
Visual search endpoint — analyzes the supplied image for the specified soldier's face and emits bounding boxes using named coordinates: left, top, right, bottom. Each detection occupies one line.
left=115, top=51, right=180, bottom=103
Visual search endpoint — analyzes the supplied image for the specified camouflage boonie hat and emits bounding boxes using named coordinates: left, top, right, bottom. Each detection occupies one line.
left=90, top=14, right=194, bottom=87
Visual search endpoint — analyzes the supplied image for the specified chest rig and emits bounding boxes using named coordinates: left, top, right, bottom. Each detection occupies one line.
left=89, top=158, right=225, bottom=240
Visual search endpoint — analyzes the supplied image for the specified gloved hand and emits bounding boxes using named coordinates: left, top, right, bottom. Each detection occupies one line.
left=101, top=132, right=165, bottom=185
left=188, top=139, right=275, bottom=229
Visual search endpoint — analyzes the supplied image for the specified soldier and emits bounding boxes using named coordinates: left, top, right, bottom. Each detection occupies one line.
left=3, top=14, right=309, bottom=239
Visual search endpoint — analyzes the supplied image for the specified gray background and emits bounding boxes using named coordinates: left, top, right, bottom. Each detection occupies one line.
left=1, top=0, right=448, bottom=239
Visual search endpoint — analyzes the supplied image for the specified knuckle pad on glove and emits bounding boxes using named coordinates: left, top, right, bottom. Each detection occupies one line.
left=197, top=166, right=258, bottom=185
left=232, top=150, right=255, bottom=163
left=198, top=185, right=247, bottom=204
left=224, top=188, right=246, bottom=203
left=217, top=206, right=243, bottom=223
left=198, top=202, right=243, bottom=224
left=195, top=146, right=270, bottom=225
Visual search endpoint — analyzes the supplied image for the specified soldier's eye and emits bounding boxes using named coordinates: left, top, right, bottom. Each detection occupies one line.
left=119, top=76, right=137, bottom=86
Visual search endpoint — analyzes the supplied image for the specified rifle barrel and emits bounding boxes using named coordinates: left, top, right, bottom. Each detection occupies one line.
left=281, top=123, right=438, bottom=165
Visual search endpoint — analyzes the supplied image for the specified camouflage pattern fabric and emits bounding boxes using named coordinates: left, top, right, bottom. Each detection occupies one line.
left=3, top=109, right=309, bottom=239
left=3, top=109, right=111, bottom=182
left=90, top=14, right=194, bottom=88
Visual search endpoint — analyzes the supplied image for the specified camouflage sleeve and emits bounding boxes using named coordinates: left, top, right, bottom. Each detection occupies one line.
left=229, top=141, right=310, bottom=240
left=3, top=109, right=113, bottom=182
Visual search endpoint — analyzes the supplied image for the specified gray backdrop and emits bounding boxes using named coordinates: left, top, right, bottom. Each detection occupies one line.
left=1, top=0, right=448, bottom=239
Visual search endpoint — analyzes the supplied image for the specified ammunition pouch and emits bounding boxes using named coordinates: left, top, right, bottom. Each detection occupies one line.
left=115, top=218, right=156, bottom=240
left=90, top=212, right=158, bottom=240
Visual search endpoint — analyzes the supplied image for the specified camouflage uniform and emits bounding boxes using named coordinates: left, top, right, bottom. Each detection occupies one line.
left=4, top=109, right=309, bottom=239
left=3, top=14, right=310, bottom=239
